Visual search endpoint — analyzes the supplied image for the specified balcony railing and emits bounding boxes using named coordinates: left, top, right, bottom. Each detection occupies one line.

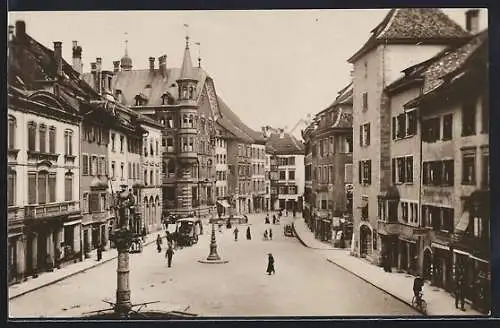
left=24, top=201, right=80, bottom=220
left=8, top=206, right=24, bottom=225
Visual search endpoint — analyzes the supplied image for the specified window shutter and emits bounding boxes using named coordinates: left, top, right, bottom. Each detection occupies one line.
left=358, top=161, right=362, bottom=184
left=392, top=158, right=396, bottom=184
left=359, top=126, right=363, bottom=146
left=367, top=160, right=372, bottom=184
left=392, top=117, right=396, bottom=139
left=366, top=124, right=370, bottom=145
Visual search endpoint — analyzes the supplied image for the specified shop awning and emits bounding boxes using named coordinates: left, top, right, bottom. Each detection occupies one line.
left=454, top=211, right=470, bottom=233
left=216, top=200, right=230, bottom=208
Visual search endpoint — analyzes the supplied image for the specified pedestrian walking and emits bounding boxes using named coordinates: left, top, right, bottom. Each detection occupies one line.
left=165, top=245, right=174, bottom=268
left=234, top=227, right=239, bottom=241
left=156, top=234, right=163, bottom=253
left=264, top=230, right=268, bottom=240
left=246, top=226, right=252, bottom=240
left=97, top=243, right=103, bottom=261
left=269, top=228, right=273, bottom=240
left=455, top=270, right=466, bottom=311
left=266, top=253, right=275, bottom=275
left=141, top=226, right=147, bottom=242
left=272, top=215, right=276, bottom=224
left=265, top=215, right=270, bottom=224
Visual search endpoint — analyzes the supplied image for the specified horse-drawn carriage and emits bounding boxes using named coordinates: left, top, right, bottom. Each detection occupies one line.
left=175, top=218, right=202, bottom=247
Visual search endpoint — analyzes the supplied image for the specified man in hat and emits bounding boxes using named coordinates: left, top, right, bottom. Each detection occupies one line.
left=266, top=253, right=275, bottom=275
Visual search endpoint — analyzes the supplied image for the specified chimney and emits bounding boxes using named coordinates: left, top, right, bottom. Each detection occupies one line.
left=158, top=55, right=167, bottom=78
left=15, top=21, right=26, bottom=43
left=90, top=62, right=98, bottom=91
left=96, top=57, right=102, bottom=71
left=72, top=41, right=83, bottom=74
left=113, top=60, right=120, bottom=73
left=149, top=57, right=155, bottom=72
left=466, top=9, right=480, bottom=34
left=53, top=41, right=63, bottom=77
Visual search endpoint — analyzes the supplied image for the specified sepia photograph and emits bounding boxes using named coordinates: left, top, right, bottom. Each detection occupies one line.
left=7, top=7, right=490, bottom=319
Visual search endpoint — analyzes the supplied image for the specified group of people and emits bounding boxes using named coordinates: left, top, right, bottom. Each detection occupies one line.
left=263, top=229, right=273, bottom=240
left=233, top=226, right=253, bottom=241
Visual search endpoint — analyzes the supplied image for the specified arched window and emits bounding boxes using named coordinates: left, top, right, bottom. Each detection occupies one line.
left=182, top=86, right=188, bottom=99
left=189, top=86, right=194, bottom=99
left=65, top=172, right=73, bottom=201
left=150, top=170, right=154, bottom=186
left=8, top=116, right=16, bottom=150
left=8, top=167, right=16, bottom=206
left=38, top=124, right=47, bottom=153
left=188, top=137, right=194, bottom=152
left=183, top=114, right=188, bottom=128
left=188, top=114, right=193, bottom=128
left=64, top=129, right=73, bottom=156
left=144, top=170, right=148, bottom=185
left=28, top=121, right=37, bottom=151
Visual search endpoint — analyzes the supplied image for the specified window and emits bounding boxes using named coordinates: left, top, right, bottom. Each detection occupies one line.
left=120, top=135, right=124, bottom=153
left=91, top=156, right=97, bottom=176
left=156, top=140, right=159, bottom=155
left=422, top=205, right=454, bottom=231
left=97, top=157, right=103, bottom=176
left=406, top=156, right=413, bottom=183
left=100, top=193, right=107, bottom=212
left=279, top=171, right=286, bottom=180
left=407, top=110, right=417, bottom=136
left=443, top=160, right=454, bottom=186
left=401, top=202, right=409, bottom=223
left=359, top=160, right=371, bottom=185
left=442, top=208, right=454, bottom=232
left=150, top=170, right=154, bottom=185
left=82, top=154, right=89, bottom=175
left=442, top=114, right=453, bottom=141
left=128, top=163, right=132, bottom=179
left=288, top=170, right=295, bottom=180
left=120, top=162, right=124, bottom=180
left=8, top=168, right=16, bottom=206
left=28, top=173, right=37, bottom=204
left=49, top=127, right=56, bottom=153
left=82, top=193, right=89, bottom=213
left=65, top=173, right=73, bottom=201
left=462, top=101, right=476, bottom=136
left=328, top=166, right=333, bottom=183
left=360, top=123, right=370, bottom=146
left=111, top=161, right=115, bottom=179
left=64, top=130, right=73, bottom=155
left=361, top=196, right=368, bottom=219
left=38, top=124, right=47, bottom=153
left=111, top=133, right=116, bottom=151
left=33, top=171, right=56, bottom=204
left=396, top=114, right=405, bottom=139
left=345, top=164, right=353, bottom=183
left=481, top=147, right=489, bottom=188
left=462, top=148, right=476, bottom=185
left=391, top=156, right=412, bottom=184
left=422, top=117, right=440, bottom=142
left=362, top=92, right=368, bottom=110
left=28, top=121, right=36, bottom=151
left=8, top=116, right=16, bottom=150
left=364, top=61, right=368, bottom=79
left=422, top=160, right=453, bottom=186
left=144, top=170, right=148, bottom=184
left=288, top=156, right=295, bottom=166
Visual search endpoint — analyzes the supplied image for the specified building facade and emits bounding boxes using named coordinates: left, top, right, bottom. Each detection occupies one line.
left=349, top=8, right=470, bottom=264
left=264, top=129, right=305, bottom=214
left=302, top=83, right=354, bottom=243
left=7, top=22, right=93, bottom=281
left=251, top=143, right=267, bottom=213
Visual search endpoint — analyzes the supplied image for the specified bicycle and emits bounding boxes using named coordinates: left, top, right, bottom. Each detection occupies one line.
left=411, top=292, right=428, bottom=314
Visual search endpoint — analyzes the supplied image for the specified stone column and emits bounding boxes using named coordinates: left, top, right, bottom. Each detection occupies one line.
left=46, top=231, right=54, bottom=270
left=17, top=236, right=26, bottom=280
left=31, top=234, right=38, bottom=276
left=406, top=242, right=411, bottom=271
left=397, top=240, right=402, bottom=271
left=74, top=224, right=81, bottom=254
left=55, top=228, right=62, bottom=252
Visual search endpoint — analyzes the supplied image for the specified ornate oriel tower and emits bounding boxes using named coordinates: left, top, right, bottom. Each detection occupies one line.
left=175, top=36, right=199, bottom=215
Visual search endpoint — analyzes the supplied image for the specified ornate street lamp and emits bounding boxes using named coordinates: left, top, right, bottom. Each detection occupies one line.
left=198, top=222, right=229, bottom=264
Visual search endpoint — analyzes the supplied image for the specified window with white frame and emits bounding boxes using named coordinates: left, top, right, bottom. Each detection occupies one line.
left=64, top=172, right=73, bottom=201
left=8, top=167, right=16, bottom=206
left=360, top=123, right=370, bottom=146
left=345, top=164, right=353, bottom=183
left=64, top=129, right=73, bottom=156
left=8, top=116, right=16, bottom=150
left=462, top=147, right=476, bottom=185
left=358, top=160, right=371, bottom=185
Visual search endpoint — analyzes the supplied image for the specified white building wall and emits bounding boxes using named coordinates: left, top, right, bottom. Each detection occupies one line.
left=215, top=137, right=228, bottom=198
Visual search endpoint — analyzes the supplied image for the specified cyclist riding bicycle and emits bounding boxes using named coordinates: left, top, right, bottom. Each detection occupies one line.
left=413, top=276, right=424, bottom=306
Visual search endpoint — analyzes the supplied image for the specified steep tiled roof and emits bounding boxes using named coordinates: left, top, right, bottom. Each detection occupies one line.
left=265, top=132, right=304, bottom=155
left=82, top=67, right=208, bottom=107
left=217, top=97, right=265, bottom=144
left=216, top=97, right=254, bottom=143
left=348, top=8, right=470, bottom=63
left=404, top=29, right=488, bottom=109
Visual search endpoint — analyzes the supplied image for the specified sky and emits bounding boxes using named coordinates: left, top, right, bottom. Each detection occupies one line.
left=8, top=9, right=487, bottom=132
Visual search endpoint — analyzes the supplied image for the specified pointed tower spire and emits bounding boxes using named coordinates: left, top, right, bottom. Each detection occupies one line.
left=120, top=32, right=132, bottom=71
left=179, top=35, right=195, bottom=80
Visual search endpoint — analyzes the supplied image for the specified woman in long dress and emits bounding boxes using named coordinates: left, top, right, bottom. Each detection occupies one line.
left=266, top=253, right=275, bottom=275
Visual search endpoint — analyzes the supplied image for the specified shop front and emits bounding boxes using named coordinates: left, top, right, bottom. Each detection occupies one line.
left=431, top=243, right=452, bottom=291
left=216, top=199, right=231, bottom=217
left=398, top=238, right=418, bottom=275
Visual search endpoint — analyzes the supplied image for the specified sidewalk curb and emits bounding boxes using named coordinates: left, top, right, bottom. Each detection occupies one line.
left=325, top=258, right=425, bottom=315
left=291, top=221, right=337, bottom=250
left=9, top=238, right=157, bottom=301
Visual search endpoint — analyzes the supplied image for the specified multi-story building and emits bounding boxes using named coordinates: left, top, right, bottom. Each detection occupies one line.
left=264, top=153, right=272, bottom=212
left=399, top=27, right=489, bottom=312
left=95, top=38, right=221, bottom=218
left=214, top=134, right=230, bottom=215
left=8, top=21, right=89, bottom=281
left=264, top=128, right=305, bottom=214
left=348, top=8, right=470, bottom=264
left=302, top=83, right=354, bottom=242
left=139, top=116, right=164, bottom=233
left=251, top=142, right=267, bottom=212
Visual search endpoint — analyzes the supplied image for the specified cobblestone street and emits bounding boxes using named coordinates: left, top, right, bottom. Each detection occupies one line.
left=9, top=214, right=419, bottom=317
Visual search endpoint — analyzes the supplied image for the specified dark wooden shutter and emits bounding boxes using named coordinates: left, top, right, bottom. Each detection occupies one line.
left=392, top=117, right=396, bottom=140
left=359, top=126, right=363, bottom=146
left=392, top=158, right=396, bottom=184
left=367, top=160, right=372, bottom=184
left=366, top=124, right=370, bottom=145
left=358, top=161, right=362, bottom=184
